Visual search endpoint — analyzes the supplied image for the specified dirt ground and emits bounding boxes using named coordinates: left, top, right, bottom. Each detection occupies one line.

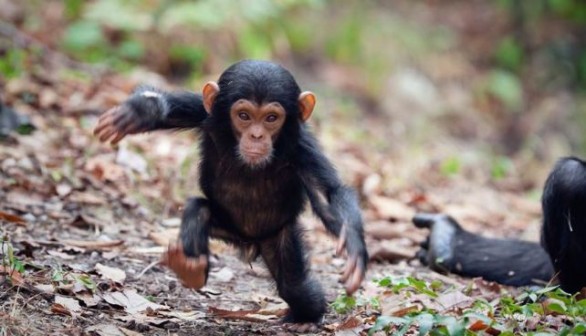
left=0, top=67, right=542, bottom=336
left=2, top=1, right=579, bottom=334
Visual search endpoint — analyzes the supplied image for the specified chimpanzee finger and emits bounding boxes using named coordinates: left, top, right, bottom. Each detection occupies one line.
left=336, top=228, right=346, bottom=256
left=109, top=132, right=127, bottom=146
left=93, top=109, right=118, bottom=136
left=113, top=111, right=136, bottom=132
left=345, top=261, right=365, bottom=295
left=95, top=106, right=133, bottom=138
left=106, top=113, right=136, bottom=144
left=97, top=126, right=119, bottom=143
left=341, top=256, right=356, bottom=283
left=110, top=126, right=138, bottom=145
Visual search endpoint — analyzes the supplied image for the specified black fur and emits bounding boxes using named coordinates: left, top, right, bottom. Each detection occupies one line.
left=119, top=60, right=367, bottom=323
left=414, top=214, right=553, bottom=287
left=415, top=157, right=586, bottom=293
left=122, top=86, right=207, bottom=132
left=542, top=157, right=586, bottom=293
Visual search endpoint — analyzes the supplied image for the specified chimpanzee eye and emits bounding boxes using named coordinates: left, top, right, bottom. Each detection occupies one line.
left=266, top=114, right=278, bottom=123
left=238, top=112, right=250, bottom=121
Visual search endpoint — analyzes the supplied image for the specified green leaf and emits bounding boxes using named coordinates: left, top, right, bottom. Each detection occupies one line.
left=436, top=316, right=466, bottom=336
left=572, top=324, right=586, bottom=334
left=548, top=0, right=574, bottom=15
left=485, top=70, right=523, bottom=110
left=117, top=40, right=145, bottom=60
left=495, top=37, right=523, bottom=71
left=85, top=0, right=151, bottom=31
left=408, top=277, right=438, bottom=298
left=64, top=0, right=85, bottom=19
left=330, top=294, right=357, bottom=314
left=76, top=274, right=97, bottom=291
left=491, top=156, right=512, bottom=180
left=440, top=157, right=461, bottom=176
left=369, top=316, right=408, bottom=336
left=51, top=268, right=65, bottom=283
left=546, top=300, right=567, bottom=314
left=63, top=21, right=105, bottom=51
left=416, top=313, right=434, bottom=336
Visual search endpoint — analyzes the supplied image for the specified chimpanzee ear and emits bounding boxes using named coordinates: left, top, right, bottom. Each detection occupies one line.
left=202, top=81, right=220, bottom=114
left=298, top=91, right=316, bottom=122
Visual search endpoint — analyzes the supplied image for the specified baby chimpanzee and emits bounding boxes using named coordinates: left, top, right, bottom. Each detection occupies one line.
left=95, top=60, right=368, bottom=329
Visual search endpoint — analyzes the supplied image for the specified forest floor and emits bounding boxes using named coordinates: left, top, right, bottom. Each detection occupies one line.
left=1, top=2, right=583, bottom=336
left=0, top=62, right=548, bottom=336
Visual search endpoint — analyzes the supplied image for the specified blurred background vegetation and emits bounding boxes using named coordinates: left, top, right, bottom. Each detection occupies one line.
left=1, top=0, right=585, bottom=192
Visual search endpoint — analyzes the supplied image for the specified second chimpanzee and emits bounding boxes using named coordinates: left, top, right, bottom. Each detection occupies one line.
left=414, top=157, right=586, bottom=293
left=94, top=60, right=368, bottom=326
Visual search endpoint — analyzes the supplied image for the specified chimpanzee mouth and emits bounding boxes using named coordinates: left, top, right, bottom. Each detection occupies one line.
left=236, top=148, right=273, bottom=168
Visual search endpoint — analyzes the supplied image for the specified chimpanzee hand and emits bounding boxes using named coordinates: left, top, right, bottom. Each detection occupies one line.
left=161, top=242, right=208, bottom=289
left=94, top=102, right=159, bottom=145
left=336, top=227, right=368, bottom=295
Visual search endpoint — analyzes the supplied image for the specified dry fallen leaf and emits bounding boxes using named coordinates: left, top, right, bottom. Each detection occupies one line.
left=148, top=229, right=179, bottom=247
left=369, top=196, right=415, bottom=221
left=95, top=263, right=126, bottom=283
left=47, top=250, right=76, bottom=260
left=116, top=147, right=148, bottom=175
left=69, top=213, right=105, bottom=229
left=119, top=326, right=144, bottom=336
left=0, top=210, right=26, bottom=225
left=208, top=306, right=283, bottom=322
left=55, top=295, right=82, bottom=314
left=55, top=183, right=73, bottom=197
left=101, top=289, right=167, bottom=314
left=436, top=290, right=473, bottom=311
left=114, top=313, right=171, bottom=327
left=34, top=284, right=55, bottom=294
left=365, top=221, right=425, bottom=241
left=158, top=310, right=206, bottom=321
left=85, top=324, right=127, bottom=336
left=85, top=155, right=126, bottom=182
left=68, top=191, right=107, bottom=205
left=210, top=267, right=234, bottom=283
left=0, top=265, right=25, bottom=286
left=76, top=292, right=102, bottom=307
left=337, top=315, right=362, bottom=330
left=62, top=239, right=124, bottom=251
left=51, top=303, right=73, bottom=317
left=368, top=240, right=416, bottom=262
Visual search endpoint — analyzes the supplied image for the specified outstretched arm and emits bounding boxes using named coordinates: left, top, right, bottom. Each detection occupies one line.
left=94, top=86, right=208, bottom=145
left=297, top=129, right=368, bottom=295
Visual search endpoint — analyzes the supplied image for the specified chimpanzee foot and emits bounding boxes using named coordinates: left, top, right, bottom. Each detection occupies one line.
left=412, top=213, right=461, bottom=272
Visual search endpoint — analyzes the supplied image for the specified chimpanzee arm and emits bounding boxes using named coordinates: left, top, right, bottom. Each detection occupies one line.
left=94, top=86, right=208, bottom=144
left=297, top=128, right=368, bottom=294
left=413, top=213, right=554, bottom=287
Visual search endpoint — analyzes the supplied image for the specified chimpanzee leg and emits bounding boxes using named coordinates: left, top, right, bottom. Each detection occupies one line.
left=180, top=197, right=244, bottom=283
left=542, top=157, right=586, bottom=293
left=414, top=213, right=553, bottom=286
left=259, top=225, right=326, bottom=324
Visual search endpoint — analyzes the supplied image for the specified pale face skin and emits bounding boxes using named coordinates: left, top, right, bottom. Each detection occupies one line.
left=202, top=81, right=316, bottom=168
left=229, top=99, right=286, bottom=167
